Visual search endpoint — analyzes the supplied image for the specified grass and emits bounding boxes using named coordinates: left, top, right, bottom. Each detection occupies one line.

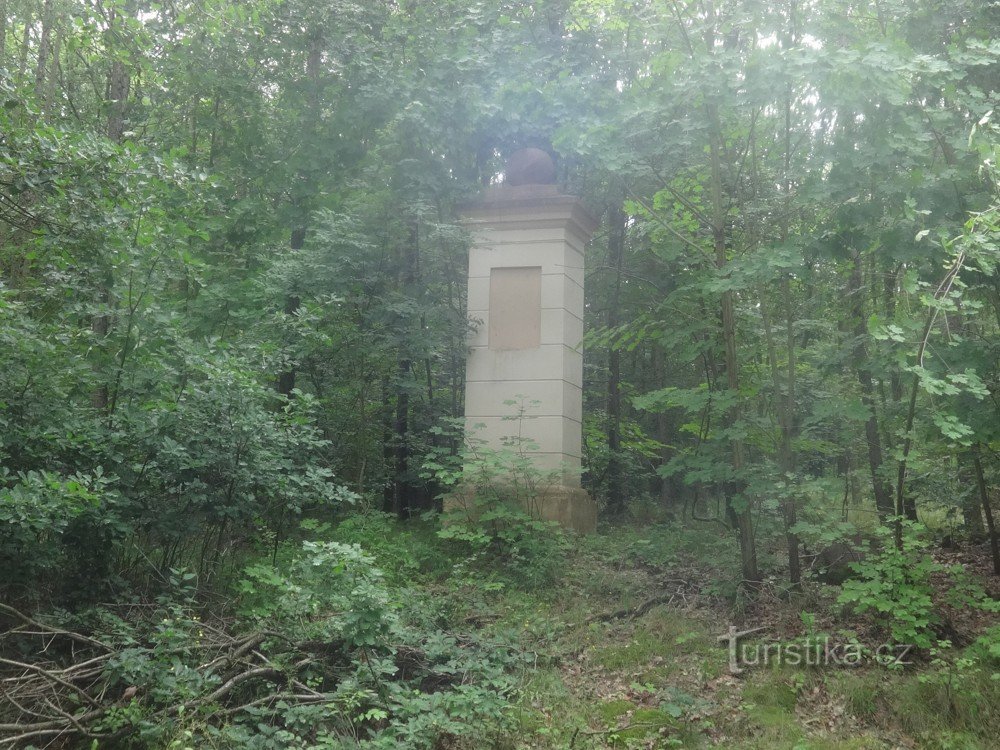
left=824, top=649, right=1000, bottom=748
left=484, top=525, right=1000, bottom=749
left=588, top=607, right=722, bottom=686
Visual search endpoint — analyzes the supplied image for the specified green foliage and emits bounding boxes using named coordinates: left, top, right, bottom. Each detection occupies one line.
left=65, top=541, right=523, bottom=749
left=915, top=635, right=1000, bottom=732
left=837, top=522, right=939, bottom=649
left=438, top=493, right=569, bottom=591
left=860, top=629, right=1000, bottom=747
left=835, top=522, right=998, bottom=652
left=321, top=512, right=453, bottom=584
left=239, top=540, right=395, bottom=647
left=425, top=418, right=571, bottom=590
left=0, top=468, right=116, bottom=595
left=231, top=542, right=521, bottom=749
left=1, top=1, right=1000, bottom=746
left=123, top=352, right=349, bottom=559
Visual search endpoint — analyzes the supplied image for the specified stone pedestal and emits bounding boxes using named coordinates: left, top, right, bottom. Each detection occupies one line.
left=456, top=182, right=598, bottom=533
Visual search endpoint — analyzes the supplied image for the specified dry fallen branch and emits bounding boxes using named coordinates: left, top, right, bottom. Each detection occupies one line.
left=0, top=602, right=475, bottom=748
left=0, top=604, right=109, bottom=651
left=585, top=579, right=700, bottom=623
left=0, top=604, right=349, bottom=748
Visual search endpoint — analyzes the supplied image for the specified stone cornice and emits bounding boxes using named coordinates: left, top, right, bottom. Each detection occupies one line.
left=458, top=184, right=599, bottom=242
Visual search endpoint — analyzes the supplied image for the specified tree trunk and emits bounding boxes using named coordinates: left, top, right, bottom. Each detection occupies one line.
left=605, top=200, right=626, bottom=517
left=106, top=58, right=129, bottom=142
left=392, top=357, right=412, bottom=519
left=972, top=446, right=1000, bottom=576
left=0, top=0, right=7, bottom=61
left=276, top=289, right=300, bottom=398
left=848, top=250, right=894, bottom=519
left=93, top=10, right=131, bottom=413
left=959, top=453, right=985, bottom=538
left=761, top=292, right=799, bottom=587
left=43, top=22, right=62, bottom=115
left=777, top=51, right=800, bottom=586
left=706, top=96, right=759, bottom=585
left=34, top=0, right=53, bottom=106
left=849, top=455, right=862, bottom=508
left=652, top=343, right=672, bottom=508
left=277, top=30, right=324, bottom=396
left=91, top=286, right=111, bottom=411
left=780, top=276, right=800, bottom=586
left=381, top=375, right=395, bottom=514
left=16, top=8, right=31, bottom=88
left=391, top=221, right=420, bottom=519
left=893, top=253, right=964, bottom=523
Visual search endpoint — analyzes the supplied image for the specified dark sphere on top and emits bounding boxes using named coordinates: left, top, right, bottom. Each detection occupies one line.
left=505, top=148, right=556, bottom=186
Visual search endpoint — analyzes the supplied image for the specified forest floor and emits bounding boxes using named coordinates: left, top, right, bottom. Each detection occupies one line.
left=4, top=517, right=998, bottom=749
left=448, top=523, right=1000, bottom=750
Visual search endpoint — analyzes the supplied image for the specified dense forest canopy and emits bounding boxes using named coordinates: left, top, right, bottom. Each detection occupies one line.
left=1, top=0, right=999, bottom=748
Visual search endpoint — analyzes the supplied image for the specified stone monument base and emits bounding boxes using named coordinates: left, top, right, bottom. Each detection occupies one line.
left=443, top=484, right=597, bottom=534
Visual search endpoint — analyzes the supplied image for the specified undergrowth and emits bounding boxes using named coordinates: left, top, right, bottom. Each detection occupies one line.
left=2, top=515, right=998, bottom=749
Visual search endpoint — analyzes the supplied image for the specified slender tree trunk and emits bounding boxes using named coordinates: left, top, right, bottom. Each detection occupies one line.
left=895, top=253, right=965, bottom=522
left=276, top=288, right=300, bottom=398
left=652, top=343, right=672, bottom=508
left=34, top=0, right=53, bottom=105
left=93, top=10, right=131, bottom=412
left=0, top=0, right=7, bottom=61
left=972, top=446, right=1000, bottom=576
left=278, top=33, right=323, bottom=396
left=91, top=286, right=111, bottom=411
left=706, top=96, right=759, bottom=584
left=208, top=92, right=221, bottom=168
left=381, top=375, right=395, bottom=513
left=606, top=201, right=626, bottom=517
left=848, top=251, right=894, bottom=519
left=392, top=357, right=412, bottom=519
left=779, top=279, right=800, bottom=585
left=16, top=9, right=31, bottom=88
left=106, top=57, right=130, bottom=142
left=958, top=453, right=985, bottom=538
left=849, top=454, right=862, bottom=508
left=762, top=292, right=799, bottom=586
left=895, top=374, right=921, bottom=522
left=885, top=266, right=904, bottom=403
left=422, top=314, right=434, bottom=406
left=391, top=221, right=420, bottom=519
left=777, top=38, right=800, bottom=586
left=43, top=23, right=62, bottom=115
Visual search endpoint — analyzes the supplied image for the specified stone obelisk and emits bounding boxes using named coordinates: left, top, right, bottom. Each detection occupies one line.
left=457, top=149, right=598, bottom=533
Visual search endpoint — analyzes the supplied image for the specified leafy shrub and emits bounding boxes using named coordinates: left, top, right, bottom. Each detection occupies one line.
left=837, top=522, right=938, bottom=648
left=1, top=285, right=353, bottom=595
left=323, top=512, right=453, bottom=583
left=0, top=468, right=119, bottom=600
left=438, top=504, right=569, bottom=590
left=1, top=541, right=522, bottom=749
left=99, top=541, right=520, bottom=748
left=836, top=521, right=998, bottom=651
left=425, top=418, right=570, bottom=589
left=239, top=540, right=396, bottom=647
left=121, top=354, right=351, bottom=565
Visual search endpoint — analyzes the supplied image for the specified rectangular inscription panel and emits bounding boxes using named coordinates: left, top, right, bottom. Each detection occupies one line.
left=489, top=266, right=541, bottom=350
